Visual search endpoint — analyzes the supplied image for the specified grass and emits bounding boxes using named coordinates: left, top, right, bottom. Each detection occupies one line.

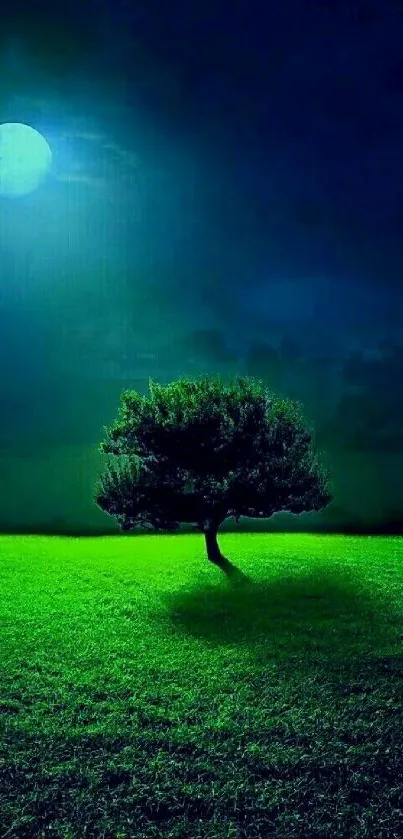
left=0, top=531, right=402, bottom=838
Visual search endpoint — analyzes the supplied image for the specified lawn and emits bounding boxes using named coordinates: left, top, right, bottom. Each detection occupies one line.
left=1, top=532, right=402, bottom=838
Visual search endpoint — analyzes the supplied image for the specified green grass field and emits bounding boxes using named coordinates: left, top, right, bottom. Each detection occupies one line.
left=1, top=532, right=402, bottom=838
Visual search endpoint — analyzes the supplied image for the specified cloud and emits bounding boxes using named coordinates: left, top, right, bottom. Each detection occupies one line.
left=61, top=130, right=140, bottom=166
left=52, top=127, right=140, bottom=190
left=53, top=172, right=107, bottom=189
left=5, top=94, right=139, bottom=189
left=67, top=131, right=106, bottom=143
left=45, top=124, right=141, bottom=193
left=101, top=142, right=140, bottom=169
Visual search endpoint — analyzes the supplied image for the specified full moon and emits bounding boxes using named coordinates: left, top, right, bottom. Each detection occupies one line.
left=0, top=122, right=52, bottom=198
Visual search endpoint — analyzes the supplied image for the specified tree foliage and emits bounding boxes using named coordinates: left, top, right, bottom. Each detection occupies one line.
left=94, top=374, right=333, bottom=533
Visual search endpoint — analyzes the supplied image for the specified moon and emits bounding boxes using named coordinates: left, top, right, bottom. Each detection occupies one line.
left=0, top=123, right=52, bottom=198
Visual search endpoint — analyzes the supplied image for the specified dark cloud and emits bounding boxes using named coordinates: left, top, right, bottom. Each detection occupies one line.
left=327, top=343, right=403, bottom=454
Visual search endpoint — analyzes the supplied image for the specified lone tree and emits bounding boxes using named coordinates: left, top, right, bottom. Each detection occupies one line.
left=94, top=374, right=333, bottom=584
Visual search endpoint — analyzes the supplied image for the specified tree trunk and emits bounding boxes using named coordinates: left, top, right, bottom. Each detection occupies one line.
left=204, top=521, right=251, bottom=586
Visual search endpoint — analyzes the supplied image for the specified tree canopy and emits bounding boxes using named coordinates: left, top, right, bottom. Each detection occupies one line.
left=94, top=374, right=333, bottom=579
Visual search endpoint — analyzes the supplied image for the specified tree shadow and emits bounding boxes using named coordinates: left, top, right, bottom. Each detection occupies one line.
left=161, top=562, right=402, bottom=668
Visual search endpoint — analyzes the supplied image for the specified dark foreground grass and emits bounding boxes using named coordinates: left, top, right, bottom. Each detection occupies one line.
left=0, top=532, right=402, bottom=838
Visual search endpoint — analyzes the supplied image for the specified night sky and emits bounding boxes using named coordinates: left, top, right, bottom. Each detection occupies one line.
left=0, top=0, right=402, bottom=534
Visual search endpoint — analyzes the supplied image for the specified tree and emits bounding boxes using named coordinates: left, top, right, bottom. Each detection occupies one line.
left=94, top=374, right=333, bottom=584
left=327, top=341, right=403, bottom=452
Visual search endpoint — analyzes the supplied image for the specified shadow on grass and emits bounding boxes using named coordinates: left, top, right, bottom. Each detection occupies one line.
left=161, top=563, right=402, bottom=664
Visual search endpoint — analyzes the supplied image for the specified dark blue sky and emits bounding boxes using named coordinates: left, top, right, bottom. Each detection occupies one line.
left=97, top=0, right=403, bottom=284
left=2, top=1, right=403, bottom=299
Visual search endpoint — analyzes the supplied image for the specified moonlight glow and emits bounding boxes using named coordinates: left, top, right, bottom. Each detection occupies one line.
left=0, top=123, right=52, bottom=198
